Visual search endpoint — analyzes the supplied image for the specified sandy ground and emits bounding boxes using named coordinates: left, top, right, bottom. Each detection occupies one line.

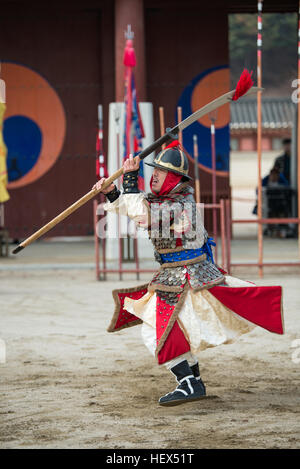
left=1, top=147, right=299, bottom=448
left=0, top=260, right=300, bottom=449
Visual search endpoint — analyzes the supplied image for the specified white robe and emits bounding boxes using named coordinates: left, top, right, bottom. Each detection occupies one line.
left=104, top=194, right=256, bottom=356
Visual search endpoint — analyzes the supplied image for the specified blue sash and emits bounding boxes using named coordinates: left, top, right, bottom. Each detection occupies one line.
left=160, top=238, right=216, bottom=264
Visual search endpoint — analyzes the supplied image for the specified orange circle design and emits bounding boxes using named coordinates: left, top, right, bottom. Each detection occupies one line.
left=2, top=62, right=66, bottom=189
left=191, top=68, right=230, bottom=129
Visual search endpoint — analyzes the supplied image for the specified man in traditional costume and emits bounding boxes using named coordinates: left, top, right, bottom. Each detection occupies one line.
left=94, top=141, right=284, bottom=407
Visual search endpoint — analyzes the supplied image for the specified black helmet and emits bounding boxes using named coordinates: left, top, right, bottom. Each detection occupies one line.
left=145, top=140, right=192, bottom=180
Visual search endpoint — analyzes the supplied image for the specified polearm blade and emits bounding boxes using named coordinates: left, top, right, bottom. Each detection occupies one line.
left=12, top=85, right=263, bottom=254
left=177, top=86, right=261, bottom=132
left=137, top=86, right=262, bottom=161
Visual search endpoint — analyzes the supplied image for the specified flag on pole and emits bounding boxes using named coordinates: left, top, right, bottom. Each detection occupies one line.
left=123, top=28, right=145, bottom=190
left=0, top=75, right=9, bottom=203
left=96, top=104, right=108, bottom=180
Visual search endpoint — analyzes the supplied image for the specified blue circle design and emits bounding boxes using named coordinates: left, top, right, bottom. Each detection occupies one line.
left=177, top=65, right=230, bottom=172
left=3, top=115, right=42, bottom=182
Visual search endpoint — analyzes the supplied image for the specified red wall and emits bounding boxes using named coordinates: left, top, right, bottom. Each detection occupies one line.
left=1, top=1, right=229, bottom=239
left=145, top=3, right=230, bottom=224
left=1, top=2, right=114, bottom=239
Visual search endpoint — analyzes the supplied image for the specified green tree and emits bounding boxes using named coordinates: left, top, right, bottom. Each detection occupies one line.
left=229, top=13, right=297, bottom=94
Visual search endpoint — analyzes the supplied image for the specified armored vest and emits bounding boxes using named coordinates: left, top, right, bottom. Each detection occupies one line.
left=145, top=183, right=207, bottom=254
left=145, top=183, right=224, bottom=297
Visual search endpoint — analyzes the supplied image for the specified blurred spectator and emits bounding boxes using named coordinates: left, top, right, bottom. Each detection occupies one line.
left=273, top=138, right=291, bottom=184
left=253, top=165, right=294, bottom=238
left=262, top=165, right=289, bottom=188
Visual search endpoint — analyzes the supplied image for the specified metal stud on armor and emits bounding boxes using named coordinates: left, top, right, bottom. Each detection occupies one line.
left=150, top=267, right=187, bottom=289
left=186, top=260, right=223, bottom=290
left=156, top=290, right=180, bottom=306
left=123, top=169, right=139, bottom=193
left=146, top=185, right=206, bottom=254
left=149, top=259, right=223, bottom=293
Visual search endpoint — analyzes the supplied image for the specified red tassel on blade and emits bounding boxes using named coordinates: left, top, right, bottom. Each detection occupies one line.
left=232, top=69, right=254, bottom=101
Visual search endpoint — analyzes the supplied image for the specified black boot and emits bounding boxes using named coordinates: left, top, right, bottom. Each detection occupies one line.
left=190, top=362, right=206, bottom=394
left=190, top=362, right=200, bottom=379
left=159, top=360, right=206, bottom=407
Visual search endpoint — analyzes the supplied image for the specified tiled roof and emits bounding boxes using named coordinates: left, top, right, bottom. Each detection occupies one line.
left=230, top=97, right=295, bottom=130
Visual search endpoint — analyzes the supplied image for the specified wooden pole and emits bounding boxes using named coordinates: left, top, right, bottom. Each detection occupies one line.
left=115, top=107, right=123, bottom=281
left=93, top=199, right=100, bottom=280
left=102, top=199, right=107, bottom=281
left=210, top=114, right=218, bottom=263
left=225, top=198, right=231, bottom=274
left=220, top=198, right=226, bottom=270
left=12, top=164, right=126, bottom=254
left=159, top=106, right=166, bottom=148
left=96, top=104, right=107, bottom=280
left=177, top=106, right=183, bottom=146
left=257, top=0, right=263, bottom=277
left=193, top=135, right=200, bottom=204
left=134, top=235, right=140, bottom=280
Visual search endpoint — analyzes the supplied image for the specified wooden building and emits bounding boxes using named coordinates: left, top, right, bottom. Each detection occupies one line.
left=230, top=97, right=294, bottom=151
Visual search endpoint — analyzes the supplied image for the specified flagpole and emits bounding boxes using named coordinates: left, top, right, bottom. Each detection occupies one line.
left=159, top=106, right=166, bottom=149
left=193, top=134, right=200, bottom=204
left=123, top=25, right=141, bottom=279
left=94, top=106, right=101, bottom=280
left=177, top=106, right=183, bottom=147
left=114, top=104, right=123, bottom=280
left=209, top=110, right=218, bottom=263
left=257, top=0, right=263, bottom=277
left=96, top=104, right=108, bottom=280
